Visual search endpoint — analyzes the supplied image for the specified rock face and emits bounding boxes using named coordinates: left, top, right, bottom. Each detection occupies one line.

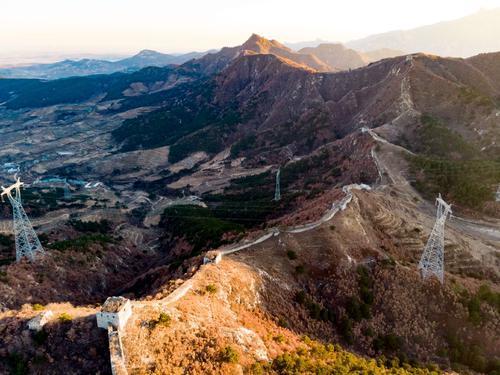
left=27, top=311, right=53, bottom=331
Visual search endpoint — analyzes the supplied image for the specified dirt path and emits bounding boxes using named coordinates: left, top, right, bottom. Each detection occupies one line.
left=366, top=126, right=500, bottom=246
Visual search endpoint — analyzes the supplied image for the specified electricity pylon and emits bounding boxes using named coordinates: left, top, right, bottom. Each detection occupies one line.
left=418, top=194, right=451, bottom=284
left=1, top=178, right=45, bottom=262
left=274, top=168, right=281, bottom=201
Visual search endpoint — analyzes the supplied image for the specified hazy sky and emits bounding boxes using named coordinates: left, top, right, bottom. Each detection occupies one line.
left=2, top=0, right=500, bottom=57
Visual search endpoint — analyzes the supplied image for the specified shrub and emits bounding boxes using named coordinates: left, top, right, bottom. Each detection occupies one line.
left=380, top=257, right=396, bottom=268
left=360, top=286, right=374, bottom=305
left=477, top=284, right=500, bottom=312
left=373, top=333, right=403, bottom=353
left=70, top=219, right=111, bottom=234
left=346, top=297, right=363, bottom=322
left=308, top=302, right=322, bottom=320
left=360, top=302, right=372, bottom=320
left=331, top=167, right=342, bottom=178
left=384, top=334, right=403, bottom=352
left=206, top=284, right=217, bottom=294
left=157, top=312, right=171, bottom=327
left=319, top=308, right=330, bottom=322
left=32, top=329, right=48, bottom=345
left=58, top=313, right=72, bottom=323
left=363, top=326, right=374, bottom=337
left=278, top=317, right=289, bottom=328
left=339, top=318, right=354, bottom=345
left=294, top=290, right=307, bottom=304
left=32, top=303, right=44, bottom=311
left=219, top=346, right=239, bottom=363
left=248, top=362, right=267, bottom=374
left=50, top=234, right=113, bottom=252
left=230, top=135, right=257, bottom=158
left=0, top=270, right=9, bottom=283
left=294, top=291, right=336, bottom=323
left=446, top=333, right=499, bottom=373
left=160, top=205, right=243, bottom=255
left=295, top=264, right=305, bottom=275
left=286, top=250, right=298, bottom=260
left=0, top=234, right=14, bottom=247
left=149, top=312, right=172, bottom=329
left=273, top=334, right=286, bottom=343
left=467, top=296, right=484, bottom=325
left=7, top=353, right=28, bottom=375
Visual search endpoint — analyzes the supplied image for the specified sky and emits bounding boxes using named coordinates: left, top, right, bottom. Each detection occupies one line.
left=2, top=0, right=500, bottom=59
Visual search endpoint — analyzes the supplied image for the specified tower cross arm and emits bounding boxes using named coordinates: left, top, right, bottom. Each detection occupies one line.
left=1, top=178, right=24, bottom=200
left=436, top=196, right=452, bottom=213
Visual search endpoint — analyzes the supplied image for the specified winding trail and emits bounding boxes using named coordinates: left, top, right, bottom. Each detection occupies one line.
left=218, top=184, right=371, bottom=256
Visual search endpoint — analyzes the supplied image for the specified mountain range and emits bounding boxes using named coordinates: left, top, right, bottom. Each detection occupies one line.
left=0, top=31, right=499, bottom=375
left=347, top=7, right=500, bottom=57
left=0, top=49, right=210, bottom=80
left=3, top=7, right=500, bottom=81
left=0, top=34, right=403, bottom=84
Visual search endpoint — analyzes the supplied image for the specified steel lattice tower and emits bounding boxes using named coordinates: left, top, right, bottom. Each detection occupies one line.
left=274, top=168, right=281, bottom=201
left=418, top=194, right=451, bottom=284
left=1, top=178, right=45, bottom=261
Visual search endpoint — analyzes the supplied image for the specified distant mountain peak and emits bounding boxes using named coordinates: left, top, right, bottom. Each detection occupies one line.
left=245, top=33, right=264, bottom=43
left=316, top=43, right=348, bottom=50
left=135, top=49, right=162, bottom=57
left=242, top=34, right=290, bottom=53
